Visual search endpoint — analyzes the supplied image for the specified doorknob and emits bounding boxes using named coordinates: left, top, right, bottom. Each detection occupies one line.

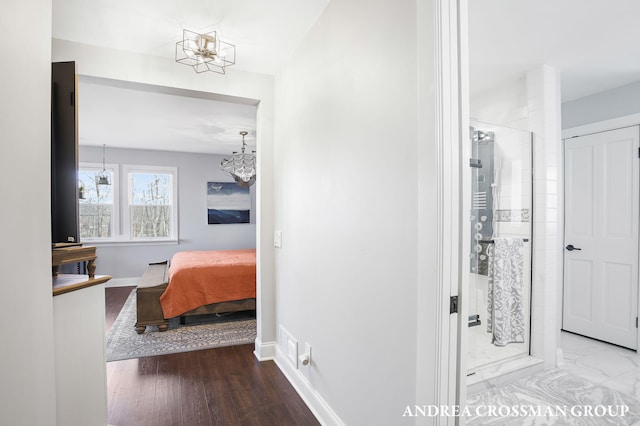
left=565, top=244, right=582, bottom=251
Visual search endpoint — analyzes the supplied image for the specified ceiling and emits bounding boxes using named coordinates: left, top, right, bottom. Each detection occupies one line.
left=53, top=0, right=331, bottom=76
left=53, top=0, right=640, bottom=153
left=469, top=0, right=640, bottom=102
left=53, top=0, right=331, bottom=155
left=78, top=77, right=258, bottom=155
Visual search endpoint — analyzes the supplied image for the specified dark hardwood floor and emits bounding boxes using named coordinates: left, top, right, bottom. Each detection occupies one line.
left=106, top=287, right=319, bottom=426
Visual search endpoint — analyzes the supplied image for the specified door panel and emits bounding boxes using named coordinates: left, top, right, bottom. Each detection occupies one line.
left=603, top=139, right=634, bottom=238
left=603, top=262, right=632, bottom=328
left=563, top=126, right=639, bottom=349
left=565, top=143, right=594, bottom=237
left=565, top=259, right=593, bottom=321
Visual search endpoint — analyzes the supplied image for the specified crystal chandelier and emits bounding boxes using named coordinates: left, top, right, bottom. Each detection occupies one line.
left=220, top=131, right=256, bottom=187
left=175, top=29, right=236, bottom=74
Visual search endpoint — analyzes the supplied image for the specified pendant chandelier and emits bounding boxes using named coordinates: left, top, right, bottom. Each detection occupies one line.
left=220, top=131, right=256, bottom=187
left=96, top=144, right=110, bottom=186
left=175, top=29, right=236, bottom=74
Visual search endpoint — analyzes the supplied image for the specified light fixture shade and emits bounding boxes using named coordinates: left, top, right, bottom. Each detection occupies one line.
left=97, top=144, right=111, bottom=186
left=176, top=29, right=236, bottom=74
left=96, top=174, right=110, bottom=186
left=220, top=131, right=256, bottom=187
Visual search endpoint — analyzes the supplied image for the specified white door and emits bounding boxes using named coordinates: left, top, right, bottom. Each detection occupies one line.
left=563, top=126, right=639, bottom=350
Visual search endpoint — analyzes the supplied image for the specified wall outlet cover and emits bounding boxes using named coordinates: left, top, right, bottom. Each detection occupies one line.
left=279, top=325, right=298, bottom=368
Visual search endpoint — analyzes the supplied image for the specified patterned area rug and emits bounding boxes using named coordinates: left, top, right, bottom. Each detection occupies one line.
left=106, top=290, right=256, bottom=362
left=466, top=369, right=640, bottom=425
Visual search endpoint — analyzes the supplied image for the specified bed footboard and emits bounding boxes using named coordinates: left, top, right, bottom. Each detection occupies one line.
left=135, top=261, right=169, bottom=334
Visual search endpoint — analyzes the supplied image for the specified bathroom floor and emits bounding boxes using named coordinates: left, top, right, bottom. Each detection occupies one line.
left=559, top=331, right=640, bottom=396
left=465, top=332, right=640, bottom=425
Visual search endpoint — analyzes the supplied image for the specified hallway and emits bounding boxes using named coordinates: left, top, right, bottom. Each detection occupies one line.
left=105, top=287, right=319, bottom=426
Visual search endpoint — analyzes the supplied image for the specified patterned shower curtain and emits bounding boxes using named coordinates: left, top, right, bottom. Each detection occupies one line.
left=487, top=237, right=525, bottom=346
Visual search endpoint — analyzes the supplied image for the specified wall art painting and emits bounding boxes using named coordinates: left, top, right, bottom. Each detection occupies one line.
left=207, top=182, right=250, bottom=224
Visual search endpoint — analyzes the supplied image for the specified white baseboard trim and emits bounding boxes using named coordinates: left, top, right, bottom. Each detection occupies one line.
left=253, top=339, right=277, bottom=361
left=274, top=346, right=344, bottom=426
left=105, top=277, right=139, bottom=288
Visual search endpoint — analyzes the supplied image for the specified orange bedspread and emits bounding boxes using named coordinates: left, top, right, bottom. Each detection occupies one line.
left=159, top=249, right=256, bottom=318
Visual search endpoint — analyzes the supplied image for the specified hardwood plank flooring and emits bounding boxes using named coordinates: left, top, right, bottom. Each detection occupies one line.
left=105, top=287, right=319, bottom=426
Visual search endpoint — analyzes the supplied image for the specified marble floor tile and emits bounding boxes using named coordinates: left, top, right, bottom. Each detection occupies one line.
left=561, top=332, right=635, bottom=359
left=466, top=368, right=640, bottom=425
left=559, top=332, right=640, bottom=384
left=602, top=370, right=640, bottom=400
left=562, top=351, right=640, bottom=384
left=465, top=332, right=640, bottom=425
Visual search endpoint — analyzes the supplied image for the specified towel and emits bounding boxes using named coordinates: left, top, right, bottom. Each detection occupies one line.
left=487, top=237, right=525, bottom=346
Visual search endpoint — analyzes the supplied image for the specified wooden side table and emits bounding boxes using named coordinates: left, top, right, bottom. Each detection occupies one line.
left=52, top=245, right=97, bottom=278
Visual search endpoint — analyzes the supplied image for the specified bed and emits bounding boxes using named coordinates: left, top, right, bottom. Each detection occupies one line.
left=134, top=249, right=256, bottom=334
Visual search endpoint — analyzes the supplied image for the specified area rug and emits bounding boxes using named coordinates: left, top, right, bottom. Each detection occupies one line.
left=106, top=290, right=256, bottom=362
left=466, top=369, right=640, bottom=425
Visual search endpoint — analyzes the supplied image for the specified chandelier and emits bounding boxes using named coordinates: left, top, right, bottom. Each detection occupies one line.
left=175, top=29, right=236, bottom=74
left=220, top=131, right=256, bottom=187
left=96, top=144, right=110, bottom=186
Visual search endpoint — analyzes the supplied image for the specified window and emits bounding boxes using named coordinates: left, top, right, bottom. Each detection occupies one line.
left=125, top=165, right=177, bottom=240
left=79, top=163, right=178, bottom=243
left=78, top=164, right=119, bottom=240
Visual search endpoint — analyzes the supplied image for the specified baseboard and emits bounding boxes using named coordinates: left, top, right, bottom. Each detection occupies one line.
left=274, top=346, right=344, bottom=426
left=105, top=277, right=139, bottom=288
left=253, top=339, right=276, bottom=361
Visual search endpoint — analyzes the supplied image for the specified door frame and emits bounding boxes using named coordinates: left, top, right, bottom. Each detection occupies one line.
left=563, top=115, right=640, bottom=351
left=415, top=0, right=468, bottom=422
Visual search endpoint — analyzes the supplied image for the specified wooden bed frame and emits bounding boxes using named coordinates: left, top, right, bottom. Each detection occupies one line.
left=134, top=261, right=256, bottom=334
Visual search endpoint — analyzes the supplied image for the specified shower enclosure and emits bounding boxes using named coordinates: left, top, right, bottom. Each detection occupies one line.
left=467, top=121, right=533, bottom=374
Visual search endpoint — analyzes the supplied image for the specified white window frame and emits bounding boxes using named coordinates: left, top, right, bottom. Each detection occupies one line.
left=122, top=164, right=178, bottom=243
left=78, top=162, right=120, bottom=242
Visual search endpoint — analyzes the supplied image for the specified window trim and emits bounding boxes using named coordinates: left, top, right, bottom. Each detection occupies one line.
left=122, top=164, right=179, bottom=242
left=78, top=162, right=178, bottom=244
left=78, top=162, right=120, bottom=242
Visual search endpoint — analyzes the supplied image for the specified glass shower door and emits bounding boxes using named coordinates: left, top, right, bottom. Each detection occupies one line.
left=467, top=121, right=533, bottom=373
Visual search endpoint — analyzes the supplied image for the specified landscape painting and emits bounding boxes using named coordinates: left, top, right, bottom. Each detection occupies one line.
left=207, top=182, right=250, bottom=224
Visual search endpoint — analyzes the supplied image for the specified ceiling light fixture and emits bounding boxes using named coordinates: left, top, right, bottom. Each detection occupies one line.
left=220, top=131, right=256, bottom=187
left=96, top=144, right=110, bottom=186
left=175, top=29, right=236, bottom=74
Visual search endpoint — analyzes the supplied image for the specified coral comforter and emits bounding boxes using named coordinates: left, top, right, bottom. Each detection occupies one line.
left=159, top=249, right=256, bottom=318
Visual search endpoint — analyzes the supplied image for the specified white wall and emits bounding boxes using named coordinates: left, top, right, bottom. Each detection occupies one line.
left=52, top=37, right=279, bottom=355
left=562, top=81, right=640, bottom=129
left=273, top=0, right=442, bottom=424
left=472, top=77, right=529, bottom=129
left=0, top=0, right=58, bottom=423
left=80, top=146, right=257, bottom=279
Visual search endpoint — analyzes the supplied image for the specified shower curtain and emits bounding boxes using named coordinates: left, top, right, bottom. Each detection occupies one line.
left=487, top=237, right=525, bottom=346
